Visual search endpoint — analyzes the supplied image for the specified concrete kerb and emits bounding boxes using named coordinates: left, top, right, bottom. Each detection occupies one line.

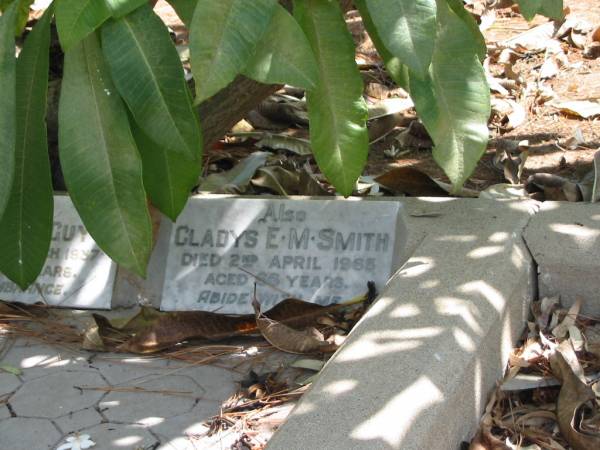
left=267, top=198, right=539, bottom=450
left=523, top=201, right=600, bottom=316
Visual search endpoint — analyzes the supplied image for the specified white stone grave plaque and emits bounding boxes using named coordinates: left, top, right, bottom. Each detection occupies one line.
left=161, top=197, right=405, bottom=313
left=0, top=195, right=117, bottom=309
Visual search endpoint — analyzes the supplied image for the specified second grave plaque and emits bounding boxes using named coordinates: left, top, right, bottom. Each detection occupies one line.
left=0, top=195, right=117, bottom=309
left=161, top=197, right=405, bottom=313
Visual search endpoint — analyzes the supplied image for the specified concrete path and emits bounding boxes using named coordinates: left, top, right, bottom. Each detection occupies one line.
left=0, top=337, right=243, bottom=450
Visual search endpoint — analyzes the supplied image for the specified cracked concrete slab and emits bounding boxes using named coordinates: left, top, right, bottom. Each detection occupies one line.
left=99, top=375, right=200, bottom=424
left=152, top=401, right=221, bottom=449
left=0, top=417, right=61, bottom=450
left=55, top=407, right=104, bottom=434
left=0, top=372, right=21, bottom=396
left=10, top=371, right=106, bottom=418
left=80, top=422, right=158, bottom=450
left=92, top=356, right=172, bottom=385
left=523, top=201, right=600, bottom=315
left=174, top=364, right=241, bottom=402
left=0, top=337, right=236, bottom=449
left=1, top=343, right=96, bottom=381
left=0, top=405, right=11, bottom=420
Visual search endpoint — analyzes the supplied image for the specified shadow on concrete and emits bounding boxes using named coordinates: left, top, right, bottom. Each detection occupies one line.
left=0, top=197, right=549, bottom=450
left=266, top=198, right=538, bottom=450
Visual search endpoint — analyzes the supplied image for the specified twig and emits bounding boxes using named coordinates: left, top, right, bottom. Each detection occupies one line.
left=74, top=385, right=196, bottom=398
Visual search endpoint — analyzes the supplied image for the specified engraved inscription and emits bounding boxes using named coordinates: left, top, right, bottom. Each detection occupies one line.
left=0, top=196, right=116, bottom=309
left=162, top=198, right=402, bottom=313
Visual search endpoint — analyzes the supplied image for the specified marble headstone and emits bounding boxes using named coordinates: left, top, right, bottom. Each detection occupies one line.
left=0, top=196, right=117, bottom=309
left=161, top=197, right=405, bottom=313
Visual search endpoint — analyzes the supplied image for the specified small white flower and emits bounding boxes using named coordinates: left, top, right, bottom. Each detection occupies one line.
left=244, top=346, right=259, bottom=356
left=56, top=434, right=95, bottom=450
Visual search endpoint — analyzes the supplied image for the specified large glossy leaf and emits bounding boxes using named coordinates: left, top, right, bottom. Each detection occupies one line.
left=104, top=0, right=147, bottom=18
left=55, top=0, right=112, bottom=50
left=131, top=121, right=200, bottom=221
left=365, top=0, right=436, bottom=78
left=0, top=9, right=53, bottom=288
left=0, top=1, right=17, bottom=219
left=517, top=0, right=563, bottom=21
left=59, top=32, right=152, bottom=276
left=167, top=0, right=195, bottom=25
left=189, top=0, right=277, bottom=102
left=354, top=0, right=409, bottom=90
left=296, top=0, right=369, bottom=196
left=0, top=0, right=33, bottom=35
left=409, top=0, right=490, bottom=192
left=102, top=5, right=202, bottom=159
left=539, top=0, right=563, bottom=19
left=243, top=4, right=317, bottom=90
left=446, top=0, right=486, bottom=62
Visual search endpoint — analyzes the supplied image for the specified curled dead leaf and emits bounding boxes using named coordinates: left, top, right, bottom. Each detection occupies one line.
left=525, top=173, right=583, bottom=202
left=469, top=390, right=511, bottom=450
left=252, top=298, right=338, bottom=354
left=549, top=344, right=600, bottom=450
left=114, top=293, right=370, bottom=353
left=374, top=167, right=449, bottom=197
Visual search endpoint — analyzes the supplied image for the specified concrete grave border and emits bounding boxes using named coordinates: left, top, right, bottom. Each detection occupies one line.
left=266, top=198, right=599, bottom=450
left=26, top=194, right=596, bottom=449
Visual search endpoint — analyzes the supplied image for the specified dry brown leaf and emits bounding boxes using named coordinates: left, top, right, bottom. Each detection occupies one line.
left=470, top=390, right=511, bottom=450
left=374, top=167, right=449, bottom=197
left=584, top=324, right=600, bottom=359
left=550, top=343, right=600, bottom=450
left=505, top=99, right=526, bottom=130
left=525, top=173, right=583, bottom=202
left=550, top=100, right=600, bottom=119
left=552, top=299, right=582, bottom=339
left=536, top=296, right=560, bottom=330
left=252, top=299, right=337, bottom=354
left=114, top=298, right=349, bottom=353
left=583, top=42, right=600, bottom=59
left=503, top=21, right=559, bottom=53
left=368, top=113, right=406, bottom=143
left=252, top=166, right=300, bottom=196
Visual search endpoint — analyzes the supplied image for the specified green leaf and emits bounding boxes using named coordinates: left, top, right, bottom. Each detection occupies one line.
left=0, top=0, right=34, bottom=35
left=243, top=4, right=317, bottom=90
left=131, top=121, right=200, bottom=221
left=296, top=0, right=369, bottom=196
left=0, top=363, right=22, bottom=375
left=189, top=0, right=278, bottom=102
left=55, top=0, right=112, bottom=50
left=0, top=9, right=53, bottom=289
left=59, top=32, right=152, bottom=276
left=354, top=0, right=409, bottom=90
left=539, top=0, right=563, bottom=19
left=167, top=0, right=196, bottom=25
left=104, top=0, right=147, bottom=18
left=365, top=0, right=436, bottom=78
left=517, top=0, right=542, bottom=21
left=198, top=151, right=269, bottom=193
left=446, top=0, right=486, bottom=62
left=409, top=0, right=490, bottom=192
left=0, top=1, right=18, bottom=219
left=516, top=0, right=563, bottom=21
left=101, top=4, right=202, bottom=159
